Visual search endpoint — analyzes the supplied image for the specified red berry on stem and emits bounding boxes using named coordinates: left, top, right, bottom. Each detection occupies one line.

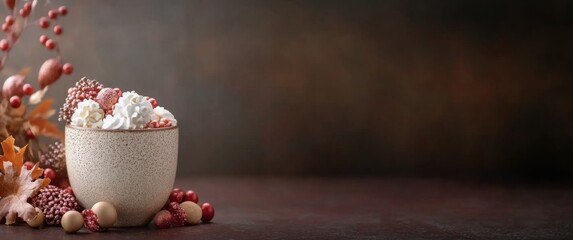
left=39, top=17, right=50, bottom=29
left=18, top=9, right=26, bottom=17
left=48, top=10, right=58, bottom=19
left=4, top=0, right=15, bottom=10
left=201, top=203, right=215, bottom=223
left=39, top=35, right=48, bottom=44
left=62, top=63, right=73, bottom=74
left=1, top=23, right=9, bottom=32
left=148, top=98, right=158, bottom=108
left=184, top=190, right=199, bottom=203
left=23, top=161, right=34, bottom=170
left=44, top=168, right=56, bottom=180
left=0, top=39, right=9, bottom=51
left=45, top=39, right=55, bottom=49
left=5, top=15, right=14, bottom=25
left=23, top=2, right=32, bottom=13
left=58, top=6, right=67, bottom=16
left=23, top=83, right=34, bottom=95
left=53, top=25, right=62, bottom=35
left=9, top=95, right=20, bottom=108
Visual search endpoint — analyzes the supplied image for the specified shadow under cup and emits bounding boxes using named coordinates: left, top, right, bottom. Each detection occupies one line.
left=65, top=125, right=179, bottom=227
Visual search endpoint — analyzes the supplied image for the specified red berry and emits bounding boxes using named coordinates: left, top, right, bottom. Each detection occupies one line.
left=1, top=23, right=9, bottom=32
left=148, top=98, right=158, bottom=108
left=23, top=3, right=32, bottom=13
left=23, top=161, right=34, bottom=170
left=44, top=168, right=56, bottom=180
left=169, top=189, right=184, bottom=203
left=45, top=39, right=55, bottom=49
left=25, top=128, right=35, bottom=139
left=201, top=203, right=215, bottom=223
left=39, top=35, right=48, bottom=44
left=48, top=10, right=58, bottom=19
left=0, top=39, right=9, bottom=51
left=58, top=6, right=67, bottom=16
left=62, top=63, right=73, bottom=74
left=184, top=190, right=199, bottom=203
left=53, top=25, right=62, bottom=35
left=9, top=95, right=20, bottom=108
left=5, top=15, right=14, bottom=25
left=39, top=17, right=50, bottom=29
left=22, top=83, right=34, bottom=95
left=18, top=9, right=27, bottom=17
left=113, top=88, right=122, bottom=97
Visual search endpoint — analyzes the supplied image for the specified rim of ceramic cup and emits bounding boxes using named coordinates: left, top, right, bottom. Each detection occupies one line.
left=65, top=124, right=178, bottom=132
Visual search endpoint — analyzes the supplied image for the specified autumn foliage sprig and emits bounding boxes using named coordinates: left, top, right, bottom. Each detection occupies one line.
left=1, top=0, right=73, bottom=108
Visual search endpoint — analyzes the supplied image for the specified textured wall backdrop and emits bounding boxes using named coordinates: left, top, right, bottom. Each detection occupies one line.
left=4, top=0, right=573, bottom=178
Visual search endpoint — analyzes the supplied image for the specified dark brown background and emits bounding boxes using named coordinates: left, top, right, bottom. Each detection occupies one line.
left=5, top=0, right=573, bottom=179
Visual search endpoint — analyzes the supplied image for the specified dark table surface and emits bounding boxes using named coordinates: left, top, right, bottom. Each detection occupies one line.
left=3, top=177, right=572, bottom=239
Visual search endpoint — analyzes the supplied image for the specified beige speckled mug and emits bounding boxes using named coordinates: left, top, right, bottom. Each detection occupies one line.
left=65, top=125, right=178, bottom=227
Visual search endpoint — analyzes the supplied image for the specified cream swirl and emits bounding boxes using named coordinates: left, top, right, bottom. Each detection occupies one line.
left=152, top=106, right=177, bottom=126
left=70, top=99, right=105, bottom=128
left=102, top=91, right=153, bottom=130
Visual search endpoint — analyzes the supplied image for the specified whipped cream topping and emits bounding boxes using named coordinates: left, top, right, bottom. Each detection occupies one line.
left=152, top=106, right=177, bottom=126
left=70, top=99, right=105, bottom=128
left=102, top=91, right=154, bottom=130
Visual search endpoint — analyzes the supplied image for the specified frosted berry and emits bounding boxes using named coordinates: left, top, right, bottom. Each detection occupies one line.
left=201, top=203, right=215, bottom=223
left=9, top=95, right=20, bottom=108
left=45, top=39, right=55, bottom=49
left=23, top=83, right=34, bottom=95
left=167, top=202, right=187, bottom=227
left=0, top=39, right=9, bottom=51
left=53, top=25, right=62, bottom=35
left=39, top=35, right=48, bottom=44
left=184, top=190, right=199, bottom=203
left=39, top=17, right=49, bottom=29
left=62, top=63, right=73, bottom=74
left=48, top=10, right=58, bottom=19
left=44, top=168, right=56, bottom=180
left=58, top=6, right=68, bottom=16
left=4, top=15, right=14, bottom=25
left=82, top=209, right=103, bottom=232
left=23, top=161, right=34, bottom=170
left=153, top=210, right=172, bottom=229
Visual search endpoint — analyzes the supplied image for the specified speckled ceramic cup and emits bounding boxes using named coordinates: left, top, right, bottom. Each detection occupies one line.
left=65, top=125, right=178, bottom=227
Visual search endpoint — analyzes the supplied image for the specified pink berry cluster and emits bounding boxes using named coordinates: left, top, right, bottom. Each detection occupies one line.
left=58, top=77, right=103, bottom=123
left=153, top=188, right=215, bottom=229
left=1, top=1, right=73, bottom=108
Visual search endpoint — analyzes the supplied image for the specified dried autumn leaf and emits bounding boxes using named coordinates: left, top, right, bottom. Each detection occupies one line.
left=27, top=99, right=63, bottom=140
left=0, top=136, right=50, bottom=225
left=28, top=86, right=49, bottom=105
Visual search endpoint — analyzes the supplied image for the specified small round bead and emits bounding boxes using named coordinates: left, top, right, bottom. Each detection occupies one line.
left=180, top=201, right=202, bottom=225
left=45, top=39, right=55, bottom=49
left=201, top=203, right=215, bottom=223
left=53, top=25, right=62, bottom=35
left=44, top=168, right=56, bottom=180
left=39, top=17, right=50, bottom=28
left=0, top=39, right=9, bottom=51
left=26, top=208, right=44, bottom=228
left=5, top=15, right=14, bottom=25
left=91, top=201, right=117, bottom=228
left=23, top=83, right=34, bottom=95
left=9, top=95, right=20, bottom=108
left=58, top=6, right=68, bottom=16
left=62, top=63, right=73, bottom=74
left=40, top=35, right=48, bottom=44
left=61, top=210, right=84, bottom=233
left=48, top=10, right=58, bottom=19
